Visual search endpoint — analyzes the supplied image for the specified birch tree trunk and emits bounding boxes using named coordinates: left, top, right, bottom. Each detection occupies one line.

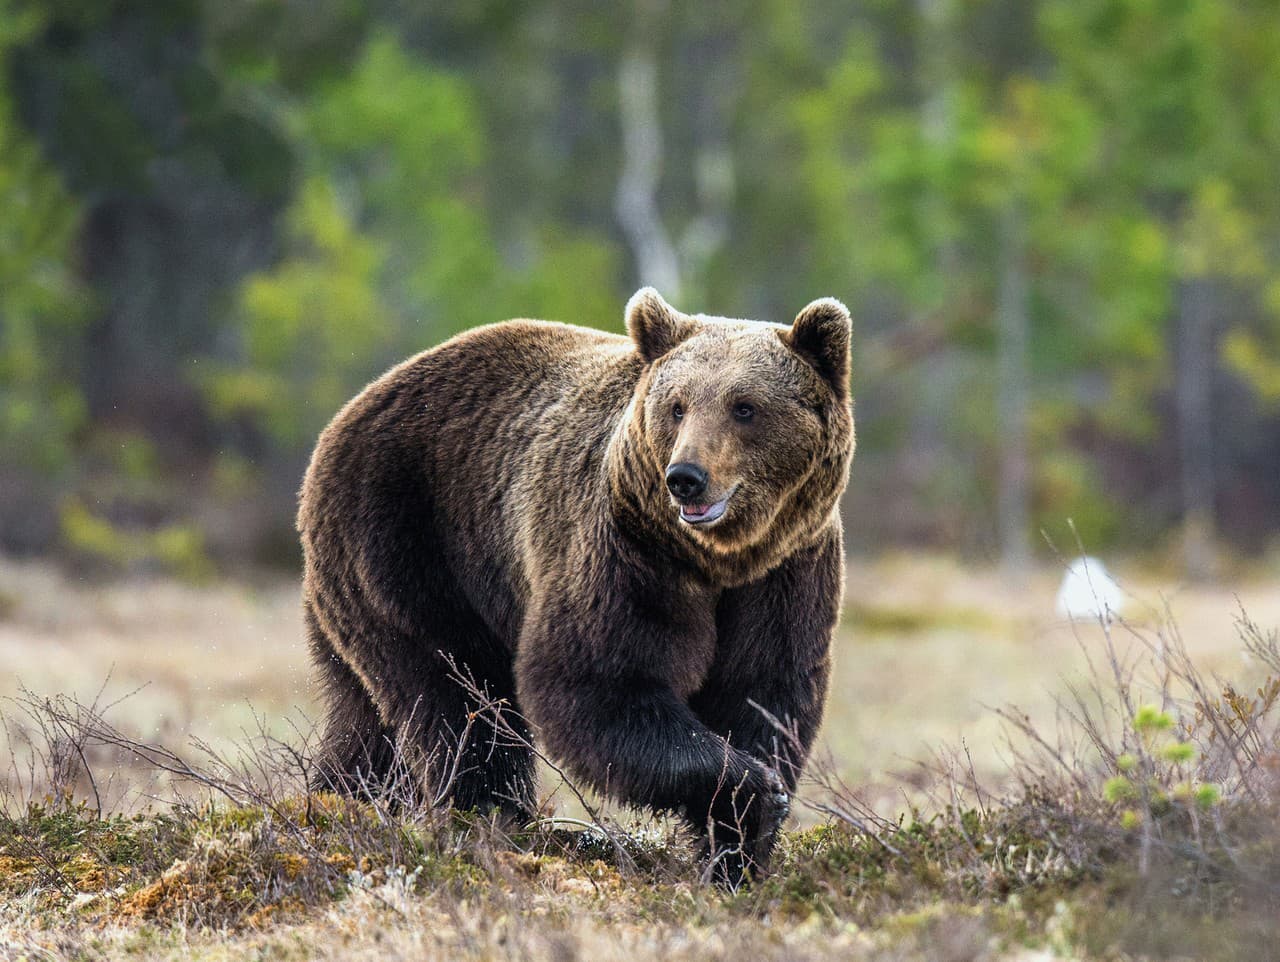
left=615, top=33, right=682, bottom=301
left=917, top=0, right=958, bottom=284
left=676, top=35, right=737, bottom=306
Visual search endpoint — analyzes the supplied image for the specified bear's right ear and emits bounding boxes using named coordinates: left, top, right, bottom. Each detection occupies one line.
left=625, top=287, right=696, bottom=363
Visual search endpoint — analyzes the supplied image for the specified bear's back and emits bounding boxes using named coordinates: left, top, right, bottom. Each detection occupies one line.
left=299, top=319, right=644, bottom=646
left=414, top=320, right=636, bottom=460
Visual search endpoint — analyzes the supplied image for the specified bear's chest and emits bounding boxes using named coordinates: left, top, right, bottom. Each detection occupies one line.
left=654, top=582, right=721, bottom=700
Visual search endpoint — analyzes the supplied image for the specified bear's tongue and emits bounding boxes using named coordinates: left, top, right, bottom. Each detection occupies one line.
left=680, top=496, right=729, bottom=524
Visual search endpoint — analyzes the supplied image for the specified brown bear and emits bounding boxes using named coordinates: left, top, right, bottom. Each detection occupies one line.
left=298, top=288, right=854, bottom=882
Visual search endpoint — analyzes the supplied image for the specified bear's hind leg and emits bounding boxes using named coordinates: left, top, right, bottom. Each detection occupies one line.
left=307, top=604, right=405, bottom=800
left=314, top=591, right=537, bottom=821
left=410, top=637, right=538, bottom=822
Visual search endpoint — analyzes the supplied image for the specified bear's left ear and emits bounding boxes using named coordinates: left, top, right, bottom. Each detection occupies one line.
left=625, top=287, right=697, bottom=363
left=783, top=298, right=852, bottom=398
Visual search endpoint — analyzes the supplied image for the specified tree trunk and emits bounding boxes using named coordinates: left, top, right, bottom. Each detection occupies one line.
left=1177, top=277, right=1216, bottom=581
left=996, top=202, right=1032, bottom=575
left=675, top=32, right=737, bottom=306
left=917, top=0, right=958, bottom=281
left=615, top=36, right=682, bottom=301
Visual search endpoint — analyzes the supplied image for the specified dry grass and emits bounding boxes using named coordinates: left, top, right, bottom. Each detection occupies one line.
left=0, top=557, right=307, bottom=810
left=5, top=551, right=1278, bottom=803
left=2, top=552, right=1280, bottom=960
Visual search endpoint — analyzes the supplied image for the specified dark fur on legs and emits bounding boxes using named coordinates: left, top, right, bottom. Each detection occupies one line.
left=307, top=607, right=406, bottom=801
left=305, top=599, right=536, bottom=819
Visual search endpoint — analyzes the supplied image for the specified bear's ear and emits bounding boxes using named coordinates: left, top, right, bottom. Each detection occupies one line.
left=783, top=298, right=852, bottom=398
left=625, top=287, right=696, bottom=363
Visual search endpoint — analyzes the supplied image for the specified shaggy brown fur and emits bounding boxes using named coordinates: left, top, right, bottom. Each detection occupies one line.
left=298, top=288, right=855, bottom=882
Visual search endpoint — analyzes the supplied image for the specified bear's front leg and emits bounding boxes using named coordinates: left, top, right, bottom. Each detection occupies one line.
left=689, top=525, right=843, bottom=868
left=515, top=591, right=788, bottom=887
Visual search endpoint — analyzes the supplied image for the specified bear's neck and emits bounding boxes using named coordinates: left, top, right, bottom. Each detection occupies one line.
left=604, top=407, right=842, bottom=588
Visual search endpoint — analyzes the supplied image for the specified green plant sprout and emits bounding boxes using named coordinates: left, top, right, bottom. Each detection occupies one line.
left=1105, top=705, right=1222, bottom=828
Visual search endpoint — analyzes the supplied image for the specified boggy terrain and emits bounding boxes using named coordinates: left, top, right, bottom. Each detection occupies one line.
left=2, top=554, right=1279, bottom=960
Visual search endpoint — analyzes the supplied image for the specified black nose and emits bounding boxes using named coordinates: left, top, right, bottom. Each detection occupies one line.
left=666, top=462, right=708, bottom=502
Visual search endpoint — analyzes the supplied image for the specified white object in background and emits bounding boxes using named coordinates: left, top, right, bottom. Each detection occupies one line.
left=1055, top=556, right=1124, bottom=622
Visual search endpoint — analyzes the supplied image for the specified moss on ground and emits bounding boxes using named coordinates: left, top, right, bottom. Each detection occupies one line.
left=2, top=794, right=1277, bottom=960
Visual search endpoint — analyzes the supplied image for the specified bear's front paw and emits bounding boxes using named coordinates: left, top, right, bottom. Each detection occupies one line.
left=759, top=766, right=791, bottom=832
left=701, top=765, right=790, bottom=887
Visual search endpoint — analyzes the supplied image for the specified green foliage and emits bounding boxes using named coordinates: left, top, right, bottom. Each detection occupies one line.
left=60, top=498, right=212, bottom=581
left=304, top=33, right=492, bottom=331
left=202, top=176, right=395, bottom=447
left=201, top=34, right=621, bottom=452
left=1033, top=450, right=1122, bottom=547
left=4, top=0, right=1280, bottom=560
left=0, top=0, right=87, bottom=474
left=1100, top=701, right=1237, bottom=833
left=1194, top=783, right=1221, bottom=809
left=1132, top=704, right=1174, bottom=734
left=1043, top=0, right=1280, bottom=408
left=1103, top=775, right=1138, bottom=804
left=1223, top=329, right=1280, bottom=406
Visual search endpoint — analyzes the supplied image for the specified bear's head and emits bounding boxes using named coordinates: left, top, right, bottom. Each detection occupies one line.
left=620, top=287, right=854, bottom=568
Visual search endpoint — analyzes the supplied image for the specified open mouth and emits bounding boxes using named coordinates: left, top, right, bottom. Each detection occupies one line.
left=679, top=494, right=731, bottom=526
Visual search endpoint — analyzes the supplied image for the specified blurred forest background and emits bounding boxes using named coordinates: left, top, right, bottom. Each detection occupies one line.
left=3, top=0, right=1280, bottom=580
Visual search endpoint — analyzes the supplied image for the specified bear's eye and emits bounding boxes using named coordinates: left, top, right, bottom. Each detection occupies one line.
left=732, top=402, right=756, bottom=423
left=672, top=402, right=684, bottom=421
